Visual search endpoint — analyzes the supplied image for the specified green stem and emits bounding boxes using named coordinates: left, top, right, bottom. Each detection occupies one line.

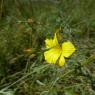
left=1, top=64, right=49, bottom=91
left=82, top=54, right=95, bottom=66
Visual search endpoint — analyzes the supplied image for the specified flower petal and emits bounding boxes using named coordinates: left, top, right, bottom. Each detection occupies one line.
left=45, top=33, right=59, bottom=49
left=59, top=54, right=65, bottom=66
left=53, top=33, right=59, bottom=46
left=45, top=39, right=53, bottom=48
left=62, top=41, right=76, bottom=58
left=44, top=47, right=61, bottom=64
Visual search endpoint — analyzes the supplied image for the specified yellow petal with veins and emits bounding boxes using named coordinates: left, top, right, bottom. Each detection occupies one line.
left=45, top=33, right=59, bottom=49
left=59, top=54, right=65, bottom=66
left=44, top=46, right=61, bottom=64
left=62, top=41, right=76, bottom=58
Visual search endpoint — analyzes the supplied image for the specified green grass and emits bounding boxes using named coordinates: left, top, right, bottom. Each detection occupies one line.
left=0, top=0, right=95, bottom=95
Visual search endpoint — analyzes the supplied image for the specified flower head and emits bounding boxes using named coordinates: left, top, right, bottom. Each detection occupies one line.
left=44, top=33, right=76, bottom=66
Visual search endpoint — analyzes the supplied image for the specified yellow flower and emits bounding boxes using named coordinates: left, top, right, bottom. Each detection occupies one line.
left=44, top=33, right=76, bottom=66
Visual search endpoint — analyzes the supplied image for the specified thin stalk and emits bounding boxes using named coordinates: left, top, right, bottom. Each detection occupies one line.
left=1, top=64, right=49, bottom=91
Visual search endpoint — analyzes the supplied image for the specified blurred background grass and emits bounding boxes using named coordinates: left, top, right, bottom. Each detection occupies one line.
left=0, top=0, right=95, bottom=95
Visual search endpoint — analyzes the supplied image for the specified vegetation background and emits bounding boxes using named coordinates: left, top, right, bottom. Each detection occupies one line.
left=0, top=0, right=95, bottom=95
